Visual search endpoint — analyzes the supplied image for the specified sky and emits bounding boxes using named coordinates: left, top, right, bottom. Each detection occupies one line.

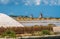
left=0, top=0, right=60, bottom=18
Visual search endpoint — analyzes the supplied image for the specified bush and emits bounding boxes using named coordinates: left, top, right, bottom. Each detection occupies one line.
left=1, top=30, right=16, bottom=38
left=41, top=30, right=50, bottom=35
left=32, top=31, right=42, bottom=36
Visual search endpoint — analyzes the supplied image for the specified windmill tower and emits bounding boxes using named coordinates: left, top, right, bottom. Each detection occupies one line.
left=39, top=13, right=43, bottom=18
left=30, top=14, right=33, bottom=18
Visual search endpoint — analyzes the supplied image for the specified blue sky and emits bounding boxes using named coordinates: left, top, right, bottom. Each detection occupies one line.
left=0, top=0, right=60, bottom=18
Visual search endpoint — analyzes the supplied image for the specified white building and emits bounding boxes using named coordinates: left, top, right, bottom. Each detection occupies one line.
left=53, top=27, right=60, bottom=32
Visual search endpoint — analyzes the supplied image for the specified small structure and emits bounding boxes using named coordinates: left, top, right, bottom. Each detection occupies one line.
left=53, top=27, right=60, bottom=33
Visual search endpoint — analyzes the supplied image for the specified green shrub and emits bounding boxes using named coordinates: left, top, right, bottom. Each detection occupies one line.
left=41, top=30, right=50, bottom=35
left=1, top=30, right=16, bottom=38
left=32, top=31, right=42, bottom=36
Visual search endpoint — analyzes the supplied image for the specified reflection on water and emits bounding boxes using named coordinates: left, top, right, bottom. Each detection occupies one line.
left=18, top=36, right=60, bottom=39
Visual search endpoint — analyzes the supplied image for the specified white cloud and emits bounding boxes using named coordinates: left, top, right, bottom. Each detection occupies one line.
left=24, top=0, right=41, bottom=6
left=15, top=2, right=19, bottom=5
left=0, top=0, right=19, bottom=5
left=42, top=0, right=49, bottom=5
left=42, top=0, right=59, bottom=6
left=50, top=0, right=57, bottom=6
left=0, top=0, right=10, bottom=4
left=58, top=0, right=60, bottom=5
left=24, top=0, right=31, bottom=6
left=0, top=0, right=59, bottom=6
left=35, top=0, right=41, bottom=5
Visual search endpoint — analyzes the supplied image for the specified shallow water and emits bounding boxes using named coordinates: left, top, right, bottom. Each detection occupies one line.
left=20, top=20, right=60, bottom=26
left=18, top=36, right=60, bottom=39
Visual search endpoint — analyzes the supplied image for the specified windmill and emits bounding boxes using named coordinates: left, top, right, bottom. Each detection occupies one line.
left=39, top=12, right=43, bottom=18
